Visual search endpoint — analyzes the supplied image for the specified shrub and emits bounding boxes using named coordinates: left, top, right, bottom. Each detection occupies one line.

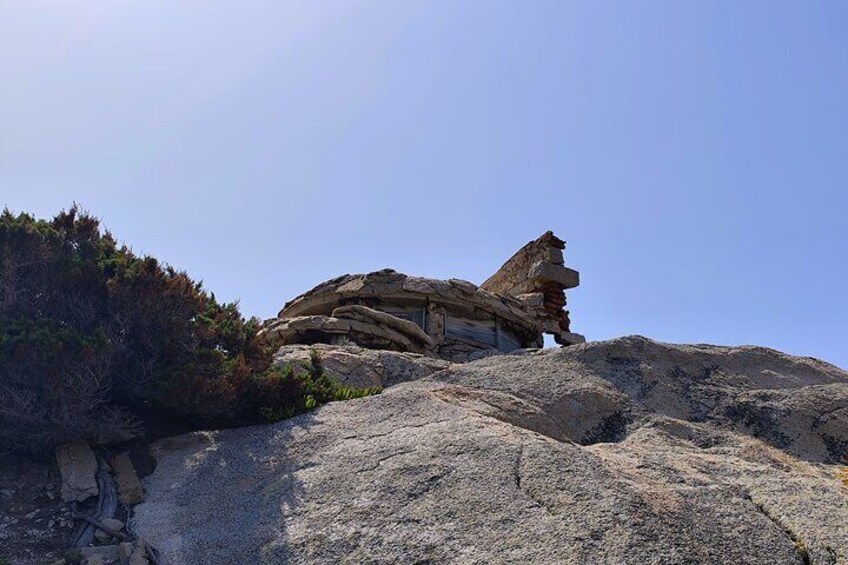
left=0, top=206, right=376, bottom=455
left=258, top=350, right=382, bottom=422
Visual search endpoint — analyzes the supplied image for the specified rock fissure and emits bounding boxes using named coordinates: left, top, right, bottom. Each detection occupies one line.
left=512, top=443, right=557, bottom=515
left=745, top=493, right=811, bottom=565
left=359, top=419, right=455, bottom=441
left=355, top=450, right=416, bottom=474
left=429, top=386, right=568, bottom=444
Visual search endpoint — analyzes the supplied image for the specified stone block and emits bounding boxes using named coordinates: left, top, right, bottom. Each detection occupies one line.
left=55, top=444, right=98, bottom=502
left=516, top=293, right=544, bottom=307
left=112, top=454, right=144, bottom=504
left=556, top=332, right=586, bottom=345
left=547, top=247, right=564, bottom=264
left=527, top=262, right=579, bottom=289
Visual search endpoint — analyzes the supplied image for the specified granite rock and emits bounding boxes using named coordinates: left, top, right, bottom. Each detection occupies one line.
left=55, top=444, right=98, bottom=502
left=134, top=336, right=848, bottom=564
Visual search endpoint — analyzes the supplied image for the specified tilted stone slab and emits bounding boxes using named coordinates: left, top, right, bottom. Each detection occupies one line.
left=56, top=443, right=99, bottom=502
left=112, top=453, right=144, bottom=504
left=332, top=305, right=435, bottom=348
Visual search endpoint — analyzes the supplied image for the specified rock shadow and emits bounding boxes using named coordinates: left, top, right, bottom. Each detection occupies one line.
left=137, top=412, right=320, bottom=565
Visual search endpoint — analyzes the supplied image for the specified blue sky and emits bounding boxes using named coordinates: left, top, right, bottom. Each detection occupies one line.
left=2, top=1, right=847, bottom=367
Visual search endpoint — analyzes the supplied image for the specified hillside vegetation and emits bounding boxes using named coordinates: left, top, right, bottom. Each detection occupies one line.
left=0, top=206, right=375, bottom=455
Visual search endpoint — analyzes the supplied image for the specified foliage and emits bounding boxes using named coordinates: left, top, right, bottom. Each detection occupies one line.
left=260, top=350, right=381, bottom=422
left=0, top=206, right=377, bottom=455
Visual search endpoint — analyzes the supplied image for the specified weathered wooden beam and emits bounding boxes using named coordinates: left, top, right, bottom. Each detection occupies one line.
left=71, top=463, right=118, bottom=548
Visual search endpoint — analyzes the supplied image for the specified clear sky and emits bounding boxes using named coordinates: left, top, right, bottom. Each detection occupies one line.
left=2, top=2, right=847, bottom=367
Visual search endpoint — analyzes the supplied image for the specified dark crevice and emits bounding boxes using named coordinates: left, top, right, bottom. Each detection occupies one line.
left=355, top=450, right=415, bottom=474
left=580, top=410, right=633, bottom=445
left=360, top=419, right=452, bottom=441
left=513, top=443, right=556, bottom=515
left=744, top=492, right=810, bottom=565
left=513, top=443, right=524, bottom=491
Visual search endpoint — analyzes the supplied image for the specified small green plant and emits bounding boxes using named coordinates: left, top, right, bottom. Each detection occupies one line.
left=62, top=548, right=82, bottom=564
left=330, top=385, right=383, bottom=401
left=258, top=350, right=381, bottom=423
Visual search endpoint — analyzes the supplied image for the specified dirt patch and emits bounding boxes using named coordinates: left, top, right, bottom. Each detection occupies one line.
left=0, top=455, right=74, bottom=564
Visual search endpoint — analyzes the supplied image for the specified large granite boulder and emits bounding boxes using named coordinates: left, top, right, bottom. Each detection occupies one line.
left=273, top=343, right=451, bottom=389
left=133, top=336, right=848, bottom=564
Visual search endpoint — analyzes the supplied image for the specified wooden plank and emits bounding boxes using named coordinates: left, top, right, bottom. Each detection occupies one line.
left=445, top=315, right=497, bottom=347
left=498, top=329, right=522, bottom=352
left=375, top=305, right=425, bottom=329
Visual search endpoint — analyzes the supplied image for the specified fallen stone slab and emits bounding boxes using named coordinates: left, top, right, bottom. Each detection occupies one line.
left=332, top=304, right=435, bottom=347
left=111, top=454, right=144, bottom=504
left=55, top=443, right=98, bottom=502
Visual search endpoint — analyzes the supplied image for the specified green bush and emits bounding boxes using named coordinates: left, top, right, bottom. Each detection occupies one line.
left=0, top=206, right=377, bottom=455
left=259, top=350, right=381, bottom=422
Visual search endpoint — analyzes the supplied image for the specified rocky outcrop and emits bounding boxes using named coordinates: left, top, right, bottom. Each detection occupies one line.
left=274, top=344, right=451, bottom=389
left=133, top=336, right=848, bottom=564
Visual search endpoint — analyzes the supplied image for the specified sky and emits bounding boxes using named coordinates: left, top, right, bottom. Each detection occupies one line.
left=2, top=1, right=847, bottom=367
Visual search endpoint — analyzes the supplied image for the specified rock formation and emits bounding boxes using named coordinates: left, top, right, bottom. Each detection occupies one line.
left=480, top=230, right=580, bottom=345
left=133, top=336, right=848, bottom=564
left=273, top=343, right=450, bottom=389
left=257, top=232, right=584, bottom=362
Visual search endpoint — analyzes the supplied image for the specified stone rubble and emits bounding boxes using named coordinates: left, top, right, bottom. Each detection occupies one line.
left=39, top=448, right=151, bottom=564
left=93, top=518, right=125, bottom=543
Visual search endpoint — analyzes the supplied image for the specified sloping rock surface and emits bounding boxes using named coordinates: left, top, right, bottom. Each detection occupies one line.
left=273, top=343, right=451, bottom=389
left=134, top=337, right=848, bottom=564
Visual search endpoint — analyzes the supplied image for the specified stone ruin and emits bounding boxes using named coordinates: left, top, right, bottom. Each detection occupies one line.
left=258, top=231, right=583, bottom=362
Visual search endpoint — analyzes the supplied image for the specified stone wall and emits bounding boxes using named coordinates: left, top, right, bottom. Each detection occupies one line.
left=480, top=231, right=583, bottom=345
